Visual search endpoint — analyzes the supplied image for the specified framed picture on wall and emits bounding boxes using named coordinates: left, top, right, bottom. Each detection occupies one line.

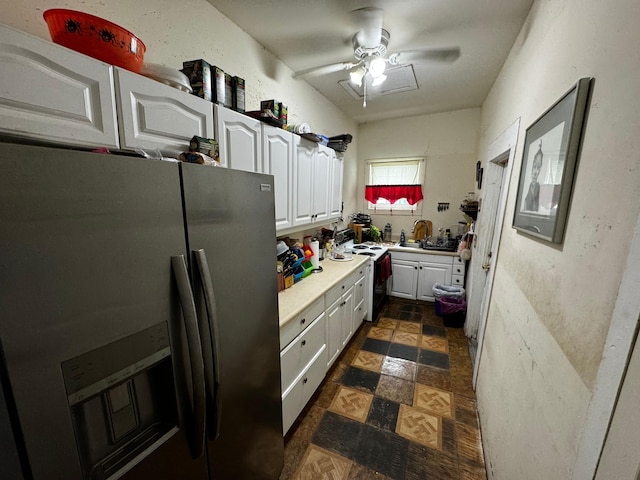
left=513, top=77, right=593, bottom=243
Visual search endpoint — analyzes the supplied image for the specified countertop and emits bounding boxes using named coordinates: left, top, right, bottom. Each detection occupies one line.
left=278, top=254, right=369, bottom=328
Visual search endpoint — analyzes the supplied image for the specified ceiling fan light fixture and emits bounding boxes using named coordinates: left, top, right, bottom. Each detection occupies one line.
left=369, top=57, right=386, bottom=78
left=371, top=74, right=387, bottom=87
left=350, top=66, right=365, bottom=87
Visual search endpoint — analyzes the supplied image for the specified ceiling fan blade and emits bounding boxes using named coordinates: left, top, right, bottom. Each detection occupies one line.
left=292, top=61, right=359, bottom=78
left=352, top=7, right=383, bottom=48
left=390, top=47, right=461, bottom=65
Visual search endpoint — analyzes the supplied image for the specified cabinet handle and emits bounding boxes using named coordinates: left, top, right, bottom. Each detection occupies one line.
left=303, top=378, right=308, bottom=384
left=300, top=318, right=306, bottom=324
left=301, top=340, right=306, bottom=346
left=419, top=266, right=422, bottom=269
left=415, top=266, right=418, bottom=270
left=342, top=285, right=345, bottom=289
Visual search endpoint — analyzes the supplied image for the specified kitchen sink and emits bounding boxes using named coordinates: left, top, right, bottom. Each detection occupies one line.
left=395, top=242, right=424, bottom=249
left=395, top=241, right=457, bottom=252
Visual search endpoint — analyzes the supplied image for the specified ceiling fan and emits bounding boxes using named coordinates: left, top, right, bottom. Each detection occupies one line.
left=292, top=7, right=461, bottom=107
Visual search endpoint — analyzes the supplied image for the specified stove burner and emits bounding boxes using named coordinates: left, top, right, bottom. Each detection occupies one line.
left=369, top=246, right=382, bottom=250
left=352, top=245, right=368, bottom=249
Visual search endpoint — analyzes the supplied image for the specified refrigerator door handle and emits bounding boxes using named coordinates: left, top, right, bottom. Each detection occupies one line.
left=171, top=255, right=206, bottom=459
left=193, top=249, right=222, bottom=440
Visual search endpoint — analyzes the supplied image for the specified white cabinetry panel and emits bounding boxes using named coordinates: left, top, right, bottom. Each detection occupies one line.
left=329, top=153, right=344, bottom=220
left=0, top=25, right=119, bottom=149
left=313, top=144, right=331, bottom=224
left=262, top=125, right=293, bottom=231
left=292, top=136, right=315, bottom=226
left=115, top=68, right=214, bottom=154
left=215, top=105, right=262, bottom=172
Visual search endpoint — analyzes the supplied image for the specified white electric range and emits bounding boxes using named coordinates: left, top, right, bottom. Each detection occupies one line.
left=334, top=229, right=390, bottom=321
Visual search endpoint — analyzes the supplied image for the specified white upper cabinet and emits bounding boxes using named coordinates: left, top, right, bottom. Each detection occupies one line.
left=329, top=150, right=343, bottom=220
left=313, top=144, right=331, bottom=224
left=215, top=104, right=262, bottom=172
left=262, top=124, right=293, bottom=231
left=115, top=68, right=214, bottom=155
left=0, top=25, right=119, bottom=149
left=292, top=136, right=340, bottom=228
left=292, top=135, right=315, bottom=226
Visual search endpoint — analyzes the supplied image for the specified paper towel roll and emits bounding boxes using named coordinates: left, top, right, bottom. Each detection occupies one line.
left=310, top=240, right=320, bottom=269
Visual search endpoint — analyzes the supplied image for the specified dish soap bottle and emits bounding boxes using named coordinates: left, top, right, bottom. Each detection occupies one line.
left=400, top=229, right=406, bottom=245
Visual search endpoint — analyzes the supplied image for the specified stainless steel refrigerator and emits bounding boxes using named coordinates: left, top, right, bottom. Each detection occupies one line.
left=0, top=142, right=284, bottom=479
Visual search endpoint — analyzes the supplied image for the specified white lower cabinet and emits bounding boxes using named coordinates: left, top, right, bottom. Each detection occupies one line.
left=353, top=268, right=367, bottom=331
left=390, top=252, right=461, bottom=301
left=279, top=265, right=366, bottom=434
left=281, top=345, right=327, bottom=434
left=325, top=273, right=356, bottom=368
left=280, top=311, right=327, bottom=434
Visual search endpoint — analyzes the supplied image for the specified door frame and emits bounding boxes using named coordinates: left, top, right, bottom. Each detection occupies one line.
left=472, top=118, right=520, bottom=386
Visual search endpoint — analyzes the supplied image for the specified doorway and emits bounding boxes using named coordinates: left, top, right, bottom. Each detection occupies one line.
left=463, top=119, right=520, bottom=386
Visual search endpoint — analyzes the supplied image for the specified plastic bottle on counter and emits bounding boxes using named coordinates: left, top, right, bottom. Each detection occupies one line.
left=400, top=229, right=406, bottom=245
left=384, top=223, right=392, bottom=242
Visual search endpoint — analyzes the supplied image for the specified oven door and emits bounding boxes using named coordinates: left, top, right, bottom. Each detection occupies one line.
left=372, top=252, right=391, bottom=319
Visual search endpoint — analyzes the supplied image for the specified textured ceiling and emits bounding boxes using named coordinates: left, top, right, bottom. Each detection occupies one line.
left=206, top=0, right=534, bottom=123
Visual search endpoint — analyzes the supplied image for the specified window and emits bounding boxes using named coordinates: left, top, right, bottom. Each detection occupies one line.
left=365, top=157, right=424, bottom=211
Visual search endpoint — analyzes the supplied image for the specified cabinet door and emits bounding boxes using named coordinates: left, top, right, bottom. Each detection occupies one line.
left=417, top=262, right=452, bottom=301
left=364, top=262, right=372, bottom=321
left=262, top=125, right=293, bottom=231
left=329, top=152, right=344, bottom=220
left=0, top=25, right=119, bottom=149
left=390, top=261, right=419, bottom=299
left=292, top=136, right=315, bottom=226
left=115, top=68, right=214, bottom=155
left=341, top=287, right=355, bottom=348
left=280, top=312, right=325, bottom=394
left=313, top=144, right=331, bottom=223
left=326, top=298, right=342, bottom=368
left=353, top=275, right=366, bottom=330
left=215, top=105, right=262, bottom=172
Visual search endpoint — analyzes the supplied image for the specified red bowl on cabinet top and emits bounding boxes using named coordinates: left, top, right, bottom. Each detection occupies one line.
left=43, top=9, right=146, bottom=73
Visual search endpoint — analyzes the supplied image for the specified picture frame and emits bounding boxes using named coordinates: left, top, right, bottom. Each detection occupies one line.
left=512, top=77, right=592, bottom=243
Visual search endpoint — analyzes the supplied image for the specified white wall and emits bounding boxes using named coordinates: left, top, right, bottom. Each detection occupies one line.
left=1, top=0, right=359, bottom=230
left=357, top=108, right=480, bottom=240
left=473, top=0, right=640, bottom=478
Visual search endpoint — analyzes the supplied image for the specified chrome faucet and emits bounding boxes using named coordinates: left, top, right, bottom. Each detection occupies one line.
left=411, top=219, right=429, bottom=242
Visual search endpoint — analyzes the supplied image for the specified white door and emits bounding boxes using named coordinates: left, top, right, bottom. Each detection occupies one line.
left=115, top=68, right=214, bottom=155
left=0, top=25, right=119, bottom=149
left=313, top=145, right=331, bottom=223
left=262, top=125, right=293, bottom=231
left=329, top=152, right=344, bottom=219
left=215, top=105, right=261, bottom=172
left=326, top=298, right=342, bottom=368
left=292, top=136, right=315, bottom=226
left=390, top=261, right=418, bottom=299
left=466, top=119, right=520, bottom=385
left=341, top=287, right=355, bottom=348
left=417, top=262, right=451, bottom=301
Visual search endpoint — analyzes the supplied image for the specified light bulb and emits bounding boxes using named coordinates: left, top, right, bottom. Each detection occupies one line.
left=350, top=66, right=365, bottom=87
left=371, top=74, right=387, bottom=87
left=369, top=57, right=386, bottom=78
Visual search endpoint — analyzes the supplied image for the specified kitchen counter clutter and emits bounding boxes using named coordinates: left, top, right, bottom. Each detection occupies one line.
left=278, top=254, right=368, bottom=328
